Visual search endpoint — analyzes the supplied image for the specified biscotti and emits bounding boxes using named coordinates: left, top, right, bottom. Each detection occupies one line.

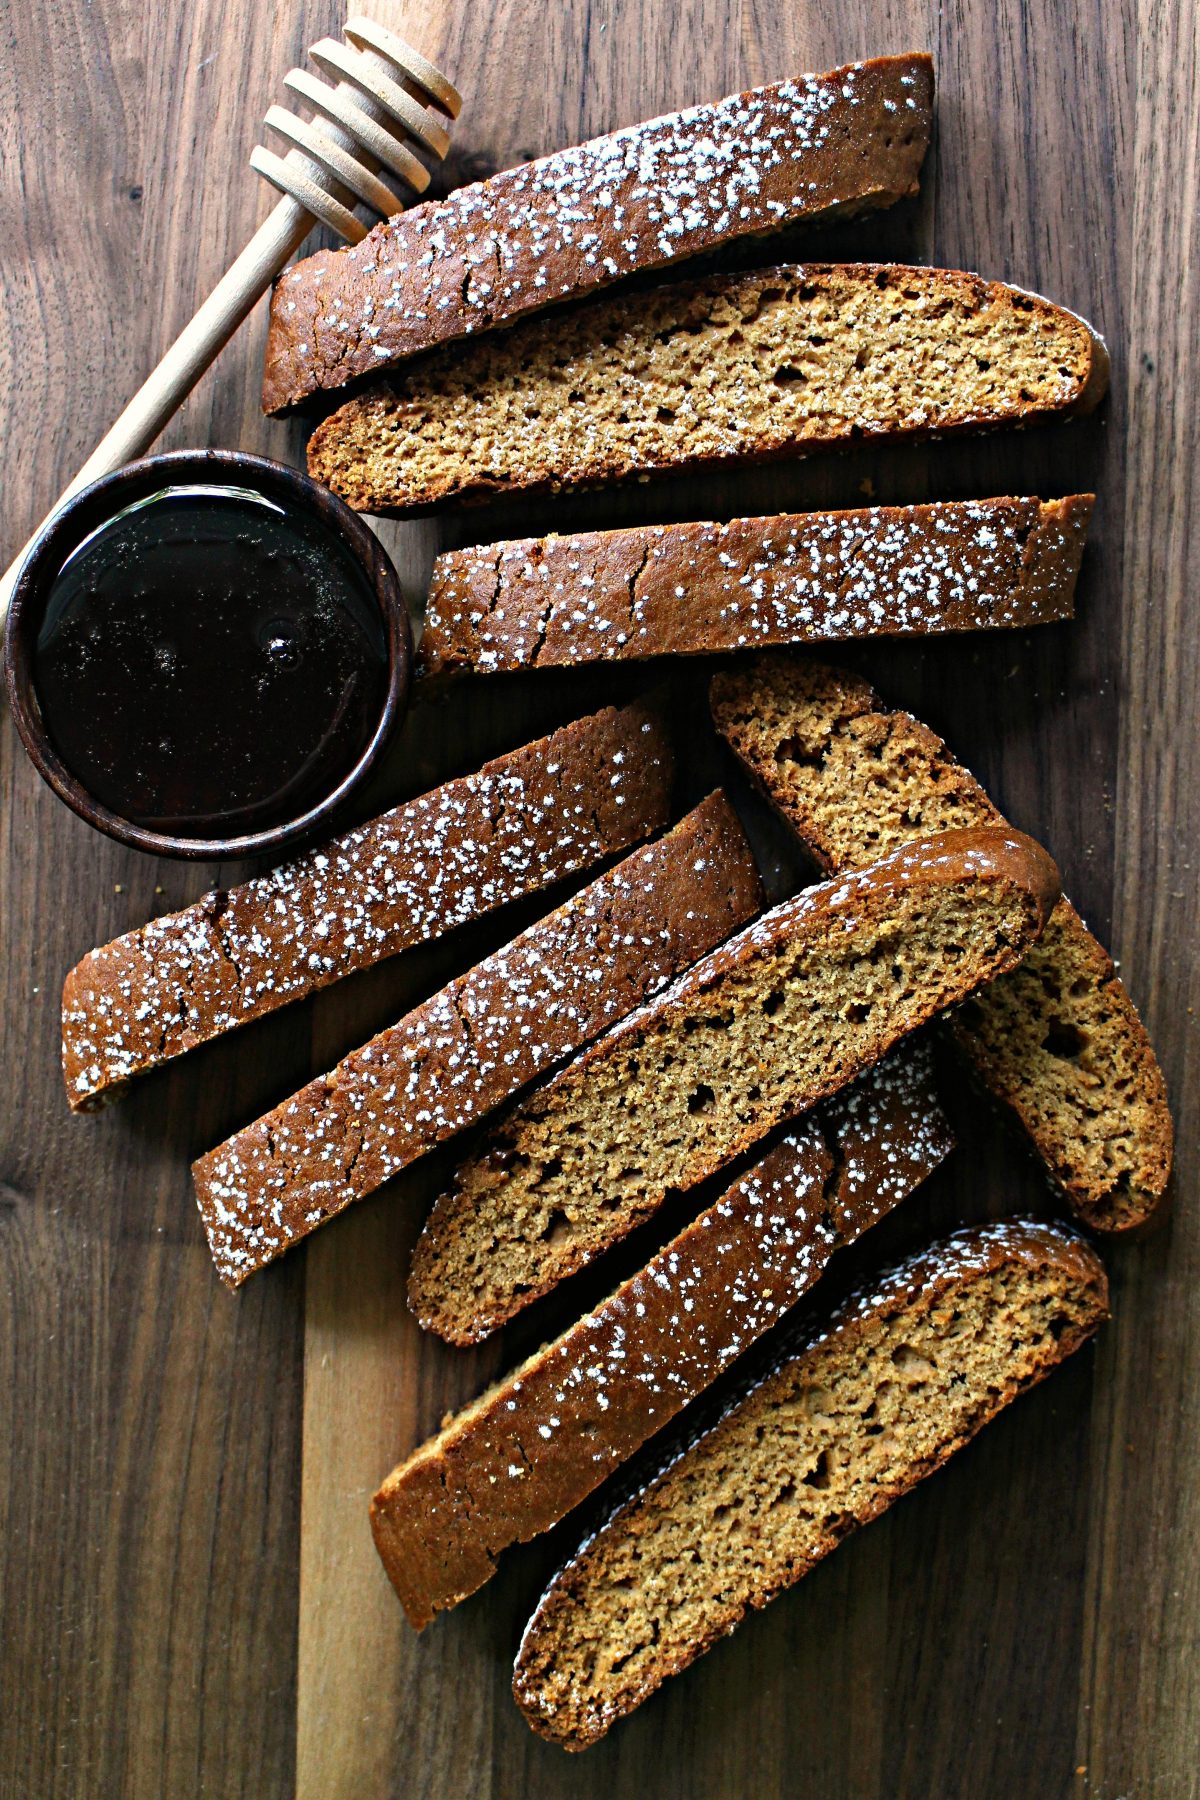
left=193, top=792, right=761, bottom=1285
left=307, top=264, right=1109, bottom=514
left=61, top=701, right=671, bottom=1111
left=373, top=1048, right=952, bottom=1628
left=408, top=827, right=1060, bottom=1342
left=262, top=55, right=934, bottom=413
left=514, top=1219, right=1109, bottom=1748
left=417, top=496, right=1093, bottom=680
left=710, top=656, right=1174, bottom=1232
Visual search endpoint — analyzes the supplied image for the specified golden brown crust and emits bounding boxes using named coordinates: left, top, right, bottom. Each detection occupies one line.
left=513, top=1219, right=1109, bottom=1749
left=370, top=1050, right=953, bottom=1628
left=306, top=264, right=1109, bottom=515
left=709, top=655, right=1175, bottom=1231
left=263, top=56, right=934, bottom=413
left=416, top=496, right=1093, bottom=680
left=61, top=701, right=673, bottom=1111
left=408, top=827, right=1060, bottom=1342
left=191, top=792, right=762, bottom=1286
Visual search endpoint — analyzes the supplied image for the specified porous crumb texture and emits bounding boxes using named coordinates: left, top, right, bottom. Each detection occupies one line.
left=262, top=55, right=933, bottom=412
left=192, top=792, right=761, bottom=1286
left=710, top=655, right=1174, bottom=1231
left=307, top=264, right=1108, bottom=515
left=371, top=1048, right=953, bottom=1628
left=61, top=701, right=673, bottom=1111
left=418, top=496, right=1092, bottom=679
left=408, top=827, right=1059, bottom=1342
left=513, top=1218, right=1109, bottom=1749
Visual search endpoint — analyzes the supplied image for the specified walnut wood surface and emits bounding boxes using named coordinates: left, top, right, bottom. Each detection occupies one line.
left=0, top=2, right=1196, bottom=1797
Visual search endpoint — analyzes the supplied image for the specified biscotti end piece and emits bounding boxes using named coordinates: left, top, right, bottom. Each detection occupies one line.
left=60, top=700, right=673, bottom=1112
left=710, top=655, right=1174, bottom=1232
left=192, top=790, right=762, bottom=1287
left=306, top=265, right=1109, bottom=516
left=372, top=1048, right=952, bottom=1629
left=263, top=55, right=934, bottom=413
left=416, top=495, right=1093, bottom=681
left=513, top=1219, right=1108, bottom=1749
left=408, top=826, right=1059, bottom=1343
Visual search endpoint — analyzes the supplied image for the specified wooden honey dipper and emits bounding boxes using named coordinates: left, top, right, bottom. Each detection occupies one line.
left=0, top=15, right=461, bottom=619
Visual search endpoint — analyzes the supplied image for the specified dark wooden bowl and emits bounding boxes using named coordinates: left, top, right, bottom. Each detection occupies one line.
left=3, top=449, right=413, bottom=860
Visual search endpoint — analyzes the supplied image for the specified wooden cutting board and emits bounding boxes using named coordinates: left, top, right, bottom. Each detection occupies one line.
left=2, top=2, right=1197, bottom=1795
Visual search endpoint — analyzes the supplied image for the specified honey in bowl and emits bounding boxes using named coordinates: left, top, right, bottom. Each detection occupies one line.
left=32, top=483, right=390, bottom=838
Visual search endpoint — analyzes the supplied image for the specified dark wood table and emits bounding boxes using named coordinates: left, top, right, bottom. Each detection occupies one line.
left=3, top=2, right=1197, bottom=1795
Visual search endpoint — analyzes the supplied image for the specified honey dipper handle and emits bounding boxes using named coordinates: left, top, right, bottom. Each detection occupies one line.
left=0, top=192, right=310, bottom=622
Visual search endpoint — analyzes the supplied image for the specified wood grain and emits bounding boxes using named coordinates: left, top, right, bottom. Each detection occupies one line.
left=1, top=0, right=1197, bottom=1796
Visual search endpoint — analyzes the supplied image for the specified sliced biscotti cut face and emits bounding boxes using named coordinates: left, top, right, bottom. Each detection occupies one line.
left=514, top=1218, right=1109, bottom=1750
left=307, top=264, right=1109, bottom=514
left=192, top=792, right=761, bottom=1286
left=373, top=1048, right=952, bottom=1628
left=263, top=55, right=934, bottom=413
left=61, top=700, right=673, bottom=1112
left=710, top=656, right=1174, bottom=1232
left=408, top=827, right=1059, bottom=1342
left=417, top=496, right=1093, bottom=680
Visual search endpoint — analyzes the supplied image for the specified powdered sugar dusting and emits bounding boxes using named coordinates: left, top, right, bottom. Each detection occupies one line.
left=374, top=1048, right=951, bottom=1621
left=420, top=498, right=1086, bottom=676
left=266, top=58, right=929, bottom=406
left=544, top=825, right=1044, bottom=1058
left=193, top=794, right=759, bottom=1285
left=514, top=1218, right=1102, bottom=1729
left=60, top=704, right=670, bottom=1108
left=410, top=828, right=1043, bottom=1343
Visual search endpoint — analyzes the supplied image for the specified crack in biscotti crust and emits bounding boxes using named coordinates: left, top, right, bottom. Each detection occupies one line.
left=408, top=828, right=1059, bottom=1342
left=262, top=55, right=933, bottom=412
left=60, top=701, right=672, bottom=1111
left=709, top=655, right=1174, bottom=1231
left=513, top=1219, right=1108, bottom=1749
left=371, top=1047, right=952, bottom=1627
left=191, top=792, right=761, bottom=1285
left=306, top=264, right=1108, bottom=514
left=417, top=497, right=1092, bottom=678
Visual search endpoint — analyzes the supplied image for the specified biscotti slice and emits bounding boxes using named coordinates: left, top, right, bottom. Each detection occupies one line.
left=61, top=701, right=671, bottom=1111
left=710, top=656, right=1174, bottom=1232
left=192, top=792, right=761, bottom=1285
left=408, top=827, right=1059, bottom=1341
left=514, top=1218, right=1108, bottom=1748
left=373, top=1048, right=952, bottom=1627
left=262, top=55, right=933, bottom=413
left=417, top=496, right=1093, bottom=680
left=307, top=265, right=1109, bottom=514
